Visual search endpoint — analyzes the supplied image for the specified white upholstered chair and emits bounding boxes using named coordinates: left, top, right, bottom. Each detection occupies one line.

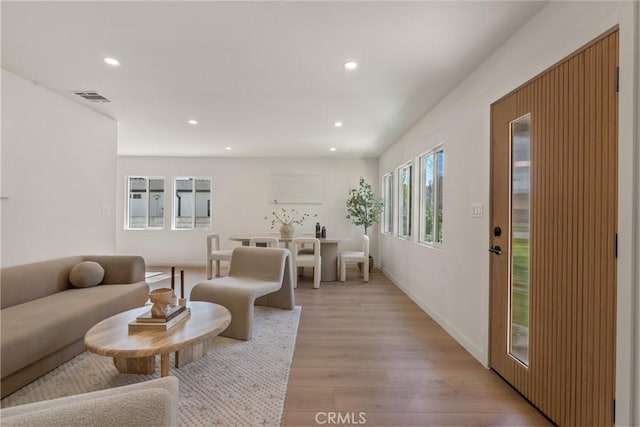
left=296, top=232, right=316, bottom=257
left=291, top=237, right=321, bottom=289
left=206, top=233, right=233, bottom=279
left=339, top=234, right=370, bottom=282
left=249, top=236, right=280, bottom=247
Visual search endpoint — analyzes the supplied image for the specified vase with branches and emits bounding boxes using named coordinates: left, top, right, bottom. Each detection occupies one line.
left=265, top=200, right=316, bottom=238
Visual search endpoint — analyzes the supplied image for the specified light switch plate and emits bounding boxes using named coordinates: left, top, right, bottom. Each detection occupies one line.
left=471, top=203, right=483, bottom=218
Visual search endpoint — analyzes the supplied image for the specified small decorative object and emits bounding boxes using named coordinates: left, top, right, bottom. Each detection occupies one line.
left=346, top=177, right=383, bottom=271
left=321, top=226, right=326, bottom=238
left=315, top=222, right=321, bottom=238
left=265, top=199, right=317, bottom=237
left=149, top=288, right=174, bottom=317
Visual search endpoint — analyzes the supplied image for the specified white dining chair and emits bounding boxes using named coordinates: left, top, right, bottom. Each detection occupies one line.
left=206, top=233, right=233, bottom=279
left=296, top=232, right=316, bottom=257
left=339, top=234, right=370, bottom=282
left=249, top=236, right=280, bottom=248
left=291, top=237, right=321, bottom=289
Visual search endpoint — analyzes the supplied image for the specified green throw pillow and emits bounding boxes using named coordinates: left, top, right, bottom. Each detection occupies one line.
left=69, top=261, right=105, bottom=288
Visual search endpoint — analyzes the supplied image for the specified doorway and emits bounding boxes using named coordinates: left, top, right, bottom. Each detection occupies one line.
left=489, top=29, right=618, bottom=426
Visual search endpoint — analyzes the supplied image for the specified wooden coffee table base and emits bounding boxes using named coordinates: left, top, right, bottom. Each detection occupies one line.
left=112, top=339, right=214, bottom=376
left=113, top=356, right=156, bottom=375
left=175, top=337, right=214, bottom=369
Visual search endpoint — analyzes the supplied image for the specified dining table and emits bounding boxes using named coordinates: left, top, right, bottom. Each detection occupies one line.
left=228, top=235, right=347, bottom=282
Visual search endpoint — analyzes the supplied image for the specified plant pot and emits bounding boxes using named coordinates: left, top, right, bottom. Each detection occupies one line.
left=358, top=255, right=374, bottom=273
left=279, top=224, right=295, bottom=238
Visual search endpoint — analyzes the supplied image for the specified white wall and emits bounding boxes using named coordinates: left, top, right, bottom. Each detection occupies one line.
left=377, top=1, right=638, bottom=424
left=1, top=70, right=117, bottom=267
left=117, top=156, right=378, bottom=266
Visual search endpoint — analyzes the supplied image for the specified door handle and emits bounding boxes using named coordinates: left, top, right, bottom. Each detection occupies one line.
left=489, top=245, right=502, bottom=255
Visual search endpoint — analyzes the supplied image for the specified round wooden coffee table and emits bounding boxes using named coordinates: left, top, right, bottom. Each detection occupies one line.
left=84, top=301, right=231, bottom=377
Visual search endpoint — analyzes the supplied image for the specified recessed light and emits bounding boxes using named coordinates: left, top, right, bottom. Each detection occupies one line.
left=104, top=57, right=120, bottom=66
left=334, top=121, right=343, bottom=128
left=188, top=119, right=198, bottom=125
left=330, top=147, right=337, bottom=152
left=343, top=61, right=358, bottom=70
left=225, top=146, right=232, bottom=151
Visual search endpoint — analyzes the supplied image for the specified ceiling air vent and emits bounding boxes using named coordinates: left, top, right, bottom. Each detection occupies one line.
left=72, top=91, right=111, bottom=103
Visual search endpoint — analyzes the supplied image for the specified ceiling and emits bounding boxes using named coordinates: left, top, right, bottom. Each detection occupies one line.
left=2, top=1, right=546, bottom=158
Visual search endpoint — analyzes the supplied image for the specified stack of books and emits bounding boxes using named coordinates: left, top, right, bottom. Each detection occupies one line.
left=128, top=305, right=191, bottom=332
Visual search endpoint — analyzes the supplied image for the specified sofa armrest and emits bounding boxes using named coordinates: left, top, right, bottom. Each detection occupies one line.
left=1, top=377, right=178, bottom=426
left=82, top=255, right=146, bottom=285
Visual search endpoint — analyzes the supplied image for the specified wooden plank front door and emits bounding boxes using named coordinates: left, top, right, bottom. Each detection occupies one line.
left=489, top=29, right=618, bottom=426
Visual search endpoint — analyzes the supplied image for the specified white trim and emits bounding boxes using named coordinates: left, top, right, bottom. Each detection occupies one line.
left=396, top=161, right=413, bottom=239
left=417, top=143, right=445, bottom=248
left=172, top=176, right=212, bottom=231
left=124, top=175, right=165, bottom=230
left=381, top=172, right=394, bottom=235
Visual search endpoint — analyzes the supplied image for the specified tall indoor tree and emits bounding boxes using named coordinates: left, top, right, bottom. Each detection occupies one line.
left=346, top=177, right=383, bottom=235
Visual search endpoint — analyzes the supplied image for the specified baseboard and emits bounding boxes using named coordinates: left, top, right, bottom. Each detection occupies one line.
left=382, top=268, right=489, bottom=367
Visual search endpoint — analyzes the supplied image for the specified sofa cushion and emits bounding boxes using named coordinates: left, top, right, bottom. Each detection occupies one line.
left=0, top=282, right=149, bottom=378
left=69, top=261, right=105, bottom=288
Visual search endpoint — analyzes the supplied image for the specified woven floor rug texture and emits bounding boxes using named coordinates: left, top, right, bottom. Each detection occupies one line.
left=1, top=306, right=301, bottom=427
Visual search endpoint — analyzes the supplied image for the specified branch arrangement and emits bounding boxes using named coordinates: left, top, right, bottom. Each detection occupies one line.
left=265, top=200, right=317, bottom=229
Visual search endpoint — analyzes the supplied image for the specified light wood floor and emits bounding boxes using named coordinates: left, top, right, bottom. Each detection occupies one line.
left=148, top=265, right=550, bottom=427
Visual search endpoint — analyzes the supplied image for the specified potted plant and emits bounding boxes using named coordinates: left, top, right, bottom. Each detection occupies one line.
left=265, top=200, right=316, bottom=238
left=345, top=177, right=383, bottom=271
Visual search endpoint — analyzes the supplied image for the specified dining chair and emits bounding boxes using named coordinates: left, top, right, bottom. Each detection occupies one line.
left=296, top=232, right=316, bottom=256
left=249, top=236, right=280, bottom=248
left=291, top=237, right=321, bottom=289
left=339, top=234, right=370, bottom=282
left=206, top=233, right=233, bottom=279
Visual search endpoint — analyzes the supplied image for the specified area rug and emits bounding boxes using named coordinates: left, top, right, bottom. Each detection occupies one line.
left=1, top=306, right=301, bottom=427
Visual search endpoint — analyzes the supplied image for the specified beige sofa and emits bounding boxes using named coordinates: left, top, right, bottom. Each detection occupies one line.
left=0, top=377, right=178, bottom=426
left=1, top=255, right=149, bottom=398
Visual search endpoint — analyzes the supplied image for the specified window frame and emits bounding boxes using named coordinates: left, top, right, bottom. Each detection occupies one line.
left=172, top=176, right=212, bottom=230
left=418, top=144, right=445, bottom=248
left=381, top=172, right=394, bottom=234
left=396, top=161, right=413, bottom=239
left=125, top=176, right=165, bottom=230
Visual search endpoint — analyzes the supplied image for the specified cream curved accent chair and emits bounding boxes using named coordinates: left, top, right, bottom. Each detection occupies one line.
left=291, top=237, right=321, bottom=289
left=206, top=233, right=233, bottom=279
left=339, top=234, right=370, bottom=282
left=249, top=236, right=280, bottom=247
left=191, top=247, right=295, bottom=340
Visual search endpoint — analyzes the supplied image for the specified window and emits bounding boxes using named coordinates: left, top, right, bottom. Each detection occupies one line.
left=397, top=163, right=412, bottom=238
left=419, top=147, right=444, bottom=245
left=382, top=173, right=394, bottom=234
left=174, top=177, right=211, bottom=230
left=510, top=115, right=531, bottom=365
left=126, top=177, right=164, bottom=229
